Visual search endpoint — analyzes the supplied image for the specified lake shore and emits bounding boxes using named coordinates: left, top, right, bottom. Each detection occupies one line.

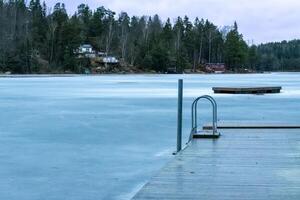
left=0, top=71, right=281, bottom=78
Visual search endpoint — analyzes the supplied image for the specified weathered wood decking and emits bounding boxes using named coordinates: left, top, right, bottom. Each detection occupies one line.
left=213, top=86, right=282, bottom=94
left=203, top=122, right=300, bottom=129
left=132, top=129, right=300, bottom=200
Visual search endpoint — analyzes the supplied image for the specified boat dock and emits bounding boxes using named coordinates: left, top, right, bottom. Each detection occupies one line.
left=132, top=127, right=300, bottom=199
left=132, top=81, right=299, bottom=199
left=213, top=86, right=282, bottom=94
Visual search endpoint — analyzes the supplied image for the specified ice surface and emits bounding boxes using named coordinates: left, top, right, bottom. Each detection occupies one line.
left=0, top=73, right=300, bottom=200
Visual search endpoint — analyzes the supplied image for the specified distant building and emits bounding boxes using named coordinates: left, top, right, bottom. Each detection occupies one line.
left=103, top=56, right=119, bottom=64
left=76, top=44, right=119, bottom=64
left=78, top=44, right=94, bottom=54
left=77, top=44, right=96, bottom=58
left=205, top=63, right=226, bottom=73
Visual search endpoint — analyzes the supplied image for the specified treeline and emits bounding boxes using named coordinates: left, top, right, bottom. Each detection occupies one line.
left=257, top=40, right=300, bottom=71
left=0, top=0, right=300, bottom=74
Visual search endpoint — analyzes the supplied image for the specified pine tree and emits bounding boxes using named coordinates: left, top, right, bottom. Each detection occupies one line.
left=0, top=1, right=299, bottom=74
left=224, top=22, right=248, bottom=71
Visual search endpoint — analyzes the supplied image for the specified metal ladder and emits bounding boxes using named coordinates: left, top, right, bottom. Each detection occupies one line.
left=190, top=95, right=220, bottom=140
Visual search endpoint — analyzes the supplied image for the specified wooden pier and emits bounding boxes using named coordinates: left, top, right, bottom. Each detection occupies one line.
left=132, top=128, right=300, bottom=199
left=203, top=122, right=300, bottom=129
left=213, top=86, right=282, bottom=94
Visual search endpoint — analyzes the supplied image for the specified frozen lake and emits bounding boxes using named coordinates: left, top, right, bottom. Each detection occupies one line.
left=1, top=73, right=300, bottom=200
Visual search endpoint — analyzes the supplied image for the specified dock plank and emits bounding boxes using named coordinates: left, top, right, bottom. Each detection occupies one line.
left=132, top=129, right=300, bottom=200
left=203, top=122, right=300, bottom=129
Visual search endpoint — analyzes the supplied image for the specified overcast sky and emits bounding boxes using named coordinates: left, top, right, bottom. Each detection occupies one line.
left=46, top=0, right=300, bottom=44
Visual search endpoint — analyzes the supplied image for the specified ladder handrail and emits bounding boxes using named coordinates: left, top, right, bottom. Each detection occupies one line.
left=191, top=95, right=218, bottom=135
left=192, top=95, right=217, bottom=129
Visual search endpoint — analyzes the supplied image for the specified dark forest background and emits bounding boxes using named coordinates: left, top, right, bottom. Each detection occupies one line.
left=1, top=0, right=300, bottom=74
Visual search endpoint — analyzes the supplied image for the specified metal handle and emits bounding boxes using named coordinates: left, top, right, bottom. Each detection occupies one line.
left=191, top=95, right=218, bottom=136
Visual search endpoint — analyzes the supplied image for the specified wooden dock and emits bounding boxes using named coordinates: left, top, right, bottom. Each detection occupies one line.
left=213, top=86, right=282, bottom=94
left=132, top=128, right=300, bottom=199
left=203, top=122, right=300, bottom=129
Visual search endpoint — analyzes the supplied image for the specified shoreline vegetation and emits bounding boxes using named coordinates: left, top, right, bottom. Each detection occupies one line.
left=1, top=1, right=300, bottom=75
left=0, top=71, right=299, bottom=78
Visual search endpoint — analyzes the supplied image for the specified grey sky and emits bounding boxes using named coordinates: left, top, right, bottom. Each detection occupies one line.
left=46, top=0, right=300, bottom=44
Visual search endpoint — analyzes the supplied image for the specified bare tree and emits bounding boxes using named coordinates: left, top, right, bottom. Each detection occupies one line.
left=198, top=30, right=203, bottom=65
left=48, top=18, right=57, bottom=64
left=105, top=18, right=113, bottom=55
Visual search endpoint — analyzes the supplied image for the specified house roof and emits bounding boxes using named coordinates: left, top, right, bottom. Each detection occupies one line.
left=81, top=44, right=92, bottom=48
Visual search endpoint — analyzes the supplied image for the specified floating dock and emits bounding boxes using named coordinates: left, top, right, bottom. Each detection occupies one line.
left=132, top=127, right=300, bottom=199
left=213, top=86, right=282, bottom=94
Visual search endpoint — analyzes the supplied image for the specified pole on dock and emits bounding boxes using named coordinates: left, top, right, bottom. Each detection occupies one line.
left=177, top=79, right=183, bottom=153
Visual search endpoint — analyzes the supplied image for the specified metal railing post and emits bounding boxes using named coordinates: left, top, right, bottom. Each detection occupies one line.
left=177, top=79, right=183, bottom=152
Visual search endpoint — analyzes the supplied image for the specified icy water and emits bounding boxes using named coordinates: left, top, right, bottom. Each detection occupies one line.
left=0, top=73, right=300, bottom=200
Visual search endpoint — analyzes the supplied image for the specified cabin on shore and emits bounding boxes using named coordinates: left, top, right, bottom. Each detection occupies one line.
left=77, top=44, right=96, bottom=58
left=76, top=44, right=119, bottom=64
left=205, top=63, right=226, bottom=73
left=78, top=44, right=93, bottom=54
left=77, top=44, right=96, bottom=57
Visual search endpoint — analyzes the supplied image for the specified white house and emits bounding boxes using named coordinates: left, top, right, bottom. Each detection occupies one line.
left=77, top=44, right=119, bottom=63
left=77, top=44, right=97, bottom=58
left=78, top=44, right=94, bottom=54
